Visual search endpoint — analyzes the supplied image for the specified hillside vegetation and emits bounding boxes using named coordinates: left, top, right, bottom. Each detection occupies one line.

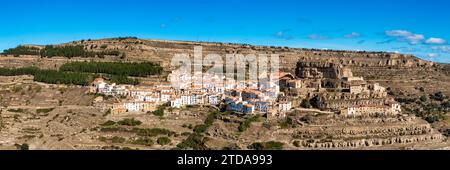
left=2, top=45, right=121, bottom=58
left=60, top=61, right=162, bottom=77
left=0, top=60, right=162, bottom=85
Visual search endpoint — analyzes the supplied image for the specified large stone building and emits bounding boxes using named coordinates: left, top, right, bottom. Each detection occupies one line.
left=290, top=61, right=400, bottom=116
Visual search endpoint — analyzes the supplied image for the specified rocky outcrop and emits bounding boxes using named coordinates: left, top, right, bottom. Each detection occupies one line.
left=278, top=114, right=448, bottom=149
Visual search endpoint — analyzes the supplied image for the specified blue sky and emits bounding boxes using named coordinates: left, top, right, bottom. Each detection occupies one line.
left=1, top=0, right=450, bottom=63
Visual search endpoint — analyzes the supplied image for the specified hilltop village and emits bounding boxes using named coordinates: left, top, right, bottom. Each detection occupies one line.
left=1, top=38, right=449, bottom=150
left=91, top=61, right=401, bottom=119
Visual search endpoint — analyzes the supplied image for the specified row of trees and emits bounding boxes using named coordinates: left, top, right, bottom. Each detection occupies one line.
left=0, top=67, right=39, bottom=76
left=40, top=45, right=96, bottom=58
left=60, top=61, right=162, bottom=77
left=0, top=65, right=146, bottom=86
left=2, top=45, right=121, bottom=58
left=0, top=67, right=92, bottom=85
left=40, top=45, right=120, bottom=58
left=0, top=62, right=163, bottom=86
left=2, top=46, right=40, bottom=56
left=33, top=69, right=92, bottom=85
left=0, top=67, right=143, bottom=86
left=109, top=75, right=141, bottom=85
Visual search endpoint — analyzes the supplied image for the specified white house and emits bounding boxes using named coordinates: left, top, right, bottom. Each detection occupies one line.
left=92, top=78, right=107, bottom=93
left=161, top=93, right=171, bottom=103
left=255, top=101, right=272, bottom=112
left=243, top=104, right=255, bottom=114
left=99, top=83, right=116, bottom=95
left=125, top=102, right=141, bottom=112
left=144, top=94, right=160, bottom=103
left=278, top=101, right=292, bottom=112
left=171, top=98, right=182, bottom=108
left=208, top=95, right=220, bottom=105
left=113, top=85, right=130, bottom=96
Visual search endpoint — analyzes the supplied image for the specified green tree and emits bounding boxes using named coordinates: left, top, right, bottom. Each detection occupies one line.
left=157, top=137, right=171, bottom=145
left=300, top=99, right=311, bottom=108
left=152, top=106, right=164, bottom=117
left=420, top=95, right=429, bottom=103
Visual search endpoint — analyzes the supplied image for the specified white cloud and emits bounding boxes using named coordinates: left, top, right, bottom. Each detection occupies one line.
left=427, top=53, right=440, bottom=58
left=425, top=37, right=446, bottom=44
left=275, top=31, right=284, bottom=36
left=385, top=30, right=424, bottom=45
left=405, top=34, right=424, bottom=45
left=385, top=30, right=412, bottom=37
left=274, top=29, right=294, bottom=40
left=392, top=46, right=422, bottom=53
left=308, top=34, right=329, bottom=40
left=344, top=32, right=360, bottom=39
left=431, top=46, right=450, bottom=53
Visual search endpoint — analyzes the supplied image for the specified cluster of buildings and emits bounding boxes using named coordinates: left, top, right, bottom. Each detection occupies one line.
left=90, top=78, right=164, bottom=114
left=90, top=62, right=402, bottom=118
left=340, top=102, right=402, bottom=116
left=90, top=70, right=293, bottom=117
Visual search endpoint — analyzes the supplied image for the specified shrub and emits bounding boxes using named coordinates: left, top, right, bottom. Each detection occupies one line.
left=100, top=120, right=116, bottom=126
left=8, top=108, right=25, bottom=113
left=442, top=101, right=450, bottom=109
left=157, top=137, right=171, bottom=145
left=247, top=142, right=264, bottom=150
left=247, top=141, right=284, bottom=150
left=131, top=137, right=154, bottom=146
left=15, top=143, right=29, bottom=150
left=419, top=87, right=425, bottom=92
left=176, top=133, right=208, bottom=150
left=279, top=117, right=293, bottom=129
left=420, top=95, right=429, bottom=102
left=293, top=140, right=300, bottom=147
left=100, top=136, right=126, bottom=143
left=192, top=111, right=219, bottom=134
left=117, top=118, right=142, bottom=126
left=152, top=107, right=164, bottom=117
left=425, top=114, right=445, bottom=123
left=100, top=126, right=126, bottom=132
left=133, top=128, right=174, bottom=137
left=112, top=136, right=125, bottom=143
left=193, top=124, right=208, bottom=133
left=300, top=115, right=313, bottom=124
left=310, top=96, right=320, bottom=108
left=181, top=132, right=191, bottom=136
left=238, top=115, right=260, bottom=132
left=431, top=92, right=446, bottom=101
left=36, top=108, right=54, bottom=114
left=300, top=99, right=311, bottom=108
left=222, top=144, right=241, bottom=150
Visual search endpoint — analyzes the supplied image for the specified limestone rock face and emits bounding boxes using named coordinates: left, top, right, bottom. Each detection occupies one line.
left=283, top=114, right=448, bottom=150
left=296, top=62, right=346, bottom=79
